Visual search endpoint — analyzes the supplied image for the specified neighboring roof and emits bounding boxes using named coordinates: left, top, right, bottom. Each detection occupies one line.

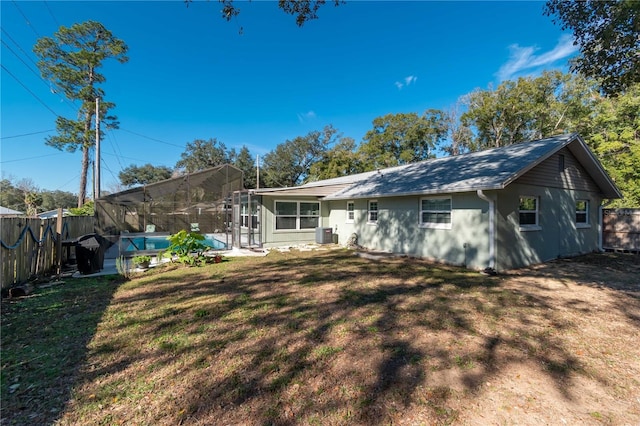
left=0, top=206, right=24, bottom=216
left=286, top=134, right=621, bottom=201
left=38, top=209, right=71, bottom=219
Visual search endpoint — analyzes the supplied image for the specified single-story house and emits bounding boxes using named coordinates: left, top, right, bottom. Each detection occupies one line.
left=242, top=133, right=621, bottom=271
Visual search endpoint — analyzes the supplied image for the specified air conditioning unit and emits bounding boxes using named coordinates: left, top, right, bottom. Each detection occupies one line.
left=315, top=227, right=333, bottom=244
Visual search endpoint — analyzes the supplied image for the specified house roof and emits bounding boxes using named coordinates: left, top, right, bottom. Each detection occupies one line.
left=37, top=209, right=71, bottom=219
left=266, top=134, right=621, bottom=201
left=253, top=169, right=383, bottom=197
left=0, top=206, right=24, bottom=216
left=254, top=184, right=352, bottom=198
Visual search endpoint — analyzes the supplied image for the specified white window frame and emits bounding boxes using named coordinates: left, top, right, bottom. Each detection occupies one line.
left=519, top=195, right=541, bottom=231
left=346, top=201, right=355, bottom=223
left=240, top=204, right=258, bottom=229
left=420, top=197, right=452, bottom=229
left=367, top=200, right=378, bottom=225
left=576, top=199, right=590, bottom=228
left=274, top=200, right=320, bottom=231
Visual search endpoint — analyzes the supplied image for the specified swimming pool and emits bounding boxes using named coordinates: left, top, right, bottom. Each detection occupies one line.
left=120, top=233, right=227, bottom=253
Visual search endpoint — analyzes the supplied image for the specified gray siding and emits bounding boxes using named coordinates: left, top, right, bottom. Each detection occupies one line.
left=514, top=148, right=600, bottom=193
left=328, top=193, right=491, bottom=270
left=260, top=196, right=329, bottom=247
left=496, top=183, right=601, bottom=270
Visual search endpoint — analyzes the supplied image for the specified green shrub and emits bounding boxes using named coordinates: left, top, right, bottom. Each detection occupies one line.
left=132, top=255, right=152, bottom=265
left=161, top=230, right=209, bottom=266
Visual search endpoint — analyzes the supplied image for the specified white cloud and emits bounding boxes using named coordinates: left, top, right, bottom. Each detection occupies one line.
left=395, top=75, right=417, bottom=90
left=496, top=34, right=578, bottom=81
left=297, top=110, right=317, bottom=123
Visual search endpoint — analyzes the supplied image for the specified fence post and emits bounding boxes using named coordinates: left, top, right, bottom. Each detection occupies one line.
left=56, top=208, right=63, bottom=277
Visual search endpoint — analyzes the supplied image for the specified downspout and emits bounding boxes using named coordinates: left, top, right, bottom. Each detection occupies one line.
left=476, top=190, right=496, bottom=273
left=598, top=204, right=603, bottom=252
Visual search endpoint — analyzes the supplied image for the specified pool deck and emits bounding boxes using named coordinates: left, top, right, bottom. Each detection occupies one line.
left=72, top=242, right=268, bottom=279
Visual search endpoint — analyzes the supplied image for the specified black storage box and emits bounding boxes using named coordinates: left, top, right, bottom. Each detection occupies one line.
left=75, top=233, right=107, bottom=275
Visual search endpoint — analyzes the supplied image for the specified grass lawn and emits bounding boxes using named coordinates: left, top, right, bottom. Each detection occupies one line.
left=2, top=249, right=639, bottom=425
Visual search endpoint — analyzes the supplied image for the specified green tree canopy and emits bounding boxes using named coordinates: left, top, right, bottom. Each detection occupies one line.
left=460, top=71, right=599, bottom=150
left=119, top=164, right=174, bottom=187
left=175, top=138, right=230, bottom=174
left=69, top=200, right=94, bottom=216
left=40, top=190, right=78, bottom=211
left=449, top=71, right=638, bottom=205
left=586, top=83, right=640, bottom=207
left=545, top=0, right=640, bottom=95
left=359, top=111, right=447, bottom=169
left=262, top=125, right=337, bottom=187
left=0, top=179, right=25, bottom=212
left=309, top=137, right=364, bottom=180
left=1, top=177, right=79, bottom=214
left=34, top=20, right=128, bottom=207
left=230, top=146, right=257, bottom=189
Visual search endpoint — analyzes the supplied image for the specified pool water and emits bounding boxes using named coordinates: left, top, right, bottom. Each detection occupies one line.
left=122, top=235, right=227, bottom=252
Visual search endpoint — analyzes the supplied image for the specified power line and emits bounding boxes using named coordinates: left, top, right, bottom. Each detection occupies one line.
left=0, top=129, right=55, bottom=140
left=104, top=128, right=126, bottom=172
left=101, top=158, right=121, bottom=184
left=101, top=151, right=149, bottom=163
left=120, top=128, right=185, bottom=148
left=2, top=29, right=80, bottom=113
left=43, top=0, right=61, bottom=28
left=1, top=28, right=41, bottom=70
left=55, top=173, right=81, bottom=193
left=0, top=152, right=66, bottom=164
left=1, top=64, right=59, bottom=117
left=11, top=0, right=41, bottom=38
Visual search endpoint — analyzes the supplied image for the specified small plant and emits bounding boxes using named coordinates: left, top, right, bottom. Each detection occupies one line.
left=115, top=255, right=131, bottom=279
left=132, top=255, right=152, bottom=268
left=162, top=230, right=209, bottom=266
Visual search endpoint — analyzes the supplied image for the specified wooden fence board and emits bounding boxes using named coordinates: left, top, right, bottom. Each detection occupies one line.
left=1, top=216, right=96, bottom=289
left=603, top=209, right=640, bottom=251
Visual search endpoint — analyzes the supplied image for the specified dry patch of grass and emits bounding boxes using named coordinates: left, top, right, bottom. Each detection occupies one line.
left=2, top=250, right=639, bottom=425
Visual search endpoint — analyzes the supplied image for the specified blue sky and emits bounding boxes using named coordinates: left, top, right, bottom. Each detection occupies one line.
left=1, top=0, right=578, bottom=196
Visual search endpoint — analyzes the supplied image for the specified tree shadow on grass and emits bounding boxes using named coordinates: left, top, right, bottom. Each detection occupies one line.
left=0, top=275, right=123, bottom=425
left=48, top=250, right=640, bottom=425
left=174, top=253, right=589, bottom=424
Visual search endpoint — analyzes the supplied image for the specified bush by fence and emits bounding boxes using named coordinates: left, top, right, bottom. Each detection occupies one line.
left=1, top=216, right=95, bottom=289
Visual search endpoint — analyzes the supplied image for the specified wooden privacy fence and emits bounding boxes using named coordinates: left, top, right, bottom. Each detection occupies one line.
left=602, top=208, right=640, bottom=252
left=1, top=216, right=95, bottom=289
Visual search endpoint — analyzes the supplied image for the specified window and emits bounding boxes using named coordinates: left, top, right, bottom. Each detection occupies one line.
left=576, top=200, right=589, bottom=226
left=346, top=201, right=355, bottom=223
left=300, top=202, right=320, bottom=229
left=275, top=201, right=320, bottom=230
left=241, top=204, right=258, bottom=229
left=368, top=200, right=378, bottom=223
left=420, top=197, right=452, bottom=229
left=519, top=196, right=540, bottom=230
